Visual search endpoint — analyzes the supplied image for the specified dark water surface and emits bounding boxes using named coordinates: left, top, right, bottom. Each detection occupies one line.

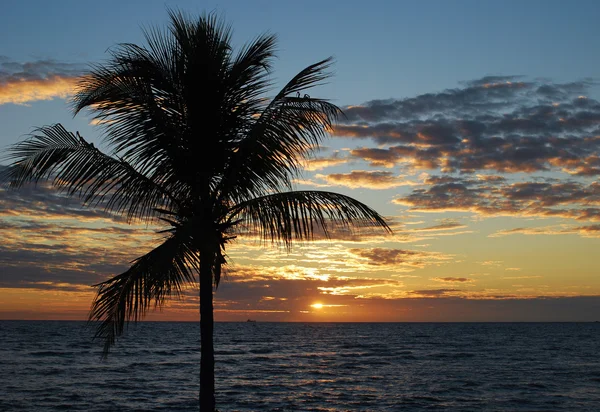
left=1, top=321, right=599, bottom=411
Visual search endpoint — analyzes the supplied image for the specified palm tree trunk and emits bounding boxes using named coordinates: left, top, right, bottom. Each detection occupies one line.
left=199, top=248, right=216, bottom=411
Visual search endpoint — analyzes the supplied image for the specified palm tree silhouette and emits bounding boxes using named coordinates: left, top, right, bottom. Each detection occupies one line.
left=3, top=11, right=390, bottom=411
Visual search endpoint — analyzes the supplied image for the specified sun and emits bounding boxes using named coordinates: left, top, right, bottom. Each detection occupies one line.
left=311, top=303, right=324, bottom=309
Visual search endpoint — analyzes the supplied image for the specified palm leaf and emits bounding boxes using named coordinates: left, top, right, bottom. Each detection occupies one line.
left=2, top=124, right=178, bottom=222
left=218, top=58, right=343, bottom=203
left=72, top=47, right=186, bottom=187
left=230, top=190, right=391, bottom=248
left=89, top=232, right=198, bottom=356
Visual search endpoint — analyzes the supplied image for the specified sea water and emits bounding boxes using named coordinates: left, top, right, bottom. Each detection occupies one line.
left=0, top=321, right=599, bottom=411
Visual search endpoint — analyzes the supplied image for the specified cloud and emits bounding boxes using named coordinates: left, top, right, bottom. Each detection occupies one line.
left=411, top=219, right=466, bottom=232
left=490, top=224, right=600, bottom=238
left=393, top=175, right=600, bottom=221
left=0, top=175, right=408, bottom=301
left=0, top=214, right=154, bottom=289
left=0, top=178, right=160, bottom=290
left=336, top=77, right=600, bottom=177
left=303, top=152, right=349, bottom=171
left=234, top=213, right=404, bottom=244
left=433, top=277, right=473, bottom=282
left=342, top=76, right=532, bottom=122
left=0, top=180, right=125, bottom=222
left=314, top=170, right=413, bottom=189
left=215, top=264, right=406, bottom=305
left=349, top=247, right=452, bottom=269
left=0, top=57, right=84, bottom=105
left=210, top=263, right=600, bottom=321
left=408, top=289, right=460, bottom=297
left=501, top=275, right=543, bottom=280
left=480, top=260, right=503, bottom=267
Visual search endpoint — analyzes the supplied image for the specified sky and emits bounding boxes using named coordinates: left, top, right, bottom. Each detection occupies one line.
left=1, top=0, right=599, bottom=322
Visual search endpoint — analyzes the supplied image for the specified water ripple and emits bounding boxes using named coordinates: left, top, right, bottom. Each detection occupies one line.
left=1, top=321, right=599, bottom=411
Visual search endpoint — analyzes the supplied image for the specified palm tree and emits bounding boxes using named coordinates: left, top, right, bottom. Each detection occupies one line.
left=2, top=11, right=390, bottom=411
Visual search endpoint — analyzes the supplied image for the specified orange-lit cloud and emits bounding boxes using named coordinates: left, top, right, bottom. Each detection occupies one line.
left=490, top=224, right=600, bottom=238
left=3, top=73, right=600, bottom=323
left=315, top=170, right=415, bottom=189
left=432, top=277, right=473, bottom=282
left=0, top=58, right=84, bottom=105
left=0, top=75, right=79, bottom=105
left=303, top=152, right=349, bottom=171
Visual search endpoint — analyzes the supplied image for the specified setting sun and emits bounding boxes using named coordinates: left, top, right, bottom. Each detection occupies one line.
left=311, top=303, right=324, bottom=309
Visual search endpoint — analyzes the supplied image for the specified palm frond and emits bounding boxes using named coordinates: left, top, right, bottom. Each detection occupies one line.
left=89, top=233, right=198, bottom=356
left=2, top=124, right=177, bottom=222
left=72, top=46, right=184, bottom=183
left=272, top=57, right=336, bottom=100
left=229, top=190, right=391, bottom=248
left=218, top=59, right=343, bottom=203
left=71, top=12, right=252, bottom=200
left=226, top=33, right=276, bottom=102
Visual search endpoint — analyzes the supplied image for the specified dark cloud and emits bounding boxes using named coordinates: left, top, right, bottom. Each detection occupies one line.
left=394, top=175, right=600, bottom=221
left=0, top=57, right=84, bottom=83
left=349, top=247, right=451, bottom=268
left=210, top=265, right=407, bottom=318
left=0, top=179, right=126, bottom=222
left=0, top=57, right=85, bottom=104
left=491, top=224, right=600, bottom=238
left=433, top=277, right=472, bottom=282
left=408, top=289, right=460, bottom=297
left=501, top=181, right=599, bottom=207
left=213, top=265, right=600, bottom=322
left=349, top=145, right=442, bottom=169
left=350, top=248, right=422, bottom=265
left=0, top=224, right=147, bottom=288
left=414, top=219, right=465, bottom=232
left=343, top=76, right=533, bottom=122
left=337, top=77, right=600, bottom=176
left=0, top=177, right=160, bottom=290
left=463, top=76, right=525, bottom=87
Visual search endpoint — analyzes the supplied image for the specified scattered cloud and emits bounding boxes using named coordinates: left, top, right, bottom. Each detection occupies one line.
left=411, top=218, right=466, bottom=232
left=408, top=288, right=460, bottom=297
left=490, top=224, right=600, bottom=238
left=480, top=260, right=503, bottom=267
left=303, top=152, right=349, bottom=171
left=393, top=175, right=600, bottom=221
left=2, top=73, right=600, bottom=321
left=337, top=78, right=600, bottom=177
left=501, top=275, right=543, bottom=280
left=0, top=178, right=160, bottom=290
left=314, top=170, right=414, bottom=189
left=348, top=247, right=452, bottom=269
left=0, top=57, right=84, bottom=105
left=433, top=277, right=473, bottom=282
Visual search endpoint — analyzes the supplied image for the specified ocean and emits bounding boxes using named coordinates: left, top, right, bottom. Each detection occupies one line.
left=0, top=321, right=598, bottom=411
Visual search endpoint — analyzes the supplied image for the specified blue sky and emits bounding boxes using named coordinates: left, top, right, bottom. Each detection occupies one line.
left=1, top=1, right=600, bottom=321
left=3, top=1, right=600, bottom=104
left=2, top=0, right=599, bottom=146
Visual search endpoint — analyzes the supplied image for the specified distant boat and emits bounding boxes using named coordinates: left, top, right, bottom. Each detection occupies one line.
left=246, top=319, right=256, bottom=323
